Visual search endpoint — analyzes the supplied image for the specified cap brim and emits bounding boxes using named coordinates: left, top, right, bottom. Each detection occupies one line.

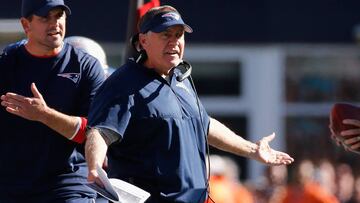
left=151, top=22, right=193, bottom=33
left=35, top=4, right=71, bottom=17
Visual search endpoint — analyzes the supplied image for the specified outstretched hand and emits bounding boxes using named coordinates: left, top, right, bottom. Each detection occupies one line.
left=255, top=133, right=294, bottom=165
left=0, top=83, right=48, bottom=122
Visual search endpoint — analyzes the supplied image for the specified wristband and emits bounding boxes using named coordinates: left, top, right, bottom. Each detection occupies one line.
left=69, top=117, right=87, bottom=144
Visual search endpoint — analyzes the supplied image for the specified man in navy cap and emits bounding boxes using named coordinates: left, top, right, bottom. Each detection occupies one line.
left=85, top=5, right=294, bottom=203
left=0, top=0, right=106, bottom=202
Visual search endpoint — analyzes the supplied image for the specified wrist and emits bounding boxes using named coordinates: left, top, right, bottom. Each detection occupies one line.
left=69, top=117, right=87, bottom=144
left=247, top=142, right=259, bottom=159
left=38, top=106, right=53, bottom=124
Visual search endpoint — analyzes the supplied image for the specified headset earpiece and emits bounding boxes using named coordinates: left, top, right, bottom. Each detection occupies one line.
left=176, top=61, right=192, bottom=82
left=135, top=50, right=147, bottom=64
left=130, top=33, right=140, bottom=51
left=130, top=33, right=148, bottom=64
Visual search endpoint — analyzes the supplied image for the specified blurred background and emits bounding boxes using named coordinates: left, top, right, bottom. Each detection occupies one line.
left=2, top=0, right=360, bottom=202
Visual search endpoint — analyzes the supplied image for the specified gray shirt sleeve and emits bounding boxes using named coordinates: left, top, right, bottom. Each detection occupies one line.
left=94, top=127, right=121, bottom=145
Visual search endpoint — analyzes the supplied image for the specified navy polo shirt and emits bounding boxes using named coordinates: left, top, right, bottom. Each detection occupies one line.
left=0, top=42, right=105, bottom=201
left=88, top=60, right=210, bottom=203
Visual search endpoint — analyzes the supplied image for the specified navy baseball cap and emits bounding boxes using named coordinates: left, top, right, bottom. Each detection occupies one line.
left=139, top=11, right=193, bottom=34
left=21, top=0, right=71, bottom=18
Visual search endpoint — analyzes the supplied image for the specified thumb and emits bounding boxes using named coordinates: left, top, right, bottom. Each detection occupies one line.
left=30, top=83, right=43, bottom=100
left=261, top=132, right=276, bottom=143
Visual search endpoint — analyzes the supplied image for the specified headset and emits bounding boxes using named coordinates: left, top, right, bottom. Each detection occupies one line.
left=130, top=33, right=213, bottom=203
left=175, top=61, right=192, bottom=82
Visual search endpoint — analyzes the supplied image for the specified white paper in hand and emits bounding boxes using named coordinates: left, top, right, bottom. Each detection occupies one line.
left=86, top=165, right=150, bottom=203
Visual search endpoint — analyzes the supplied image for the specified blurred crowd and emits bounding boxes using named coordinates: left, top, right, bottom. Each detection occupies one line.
left=207, top=155, right=360, bottom=203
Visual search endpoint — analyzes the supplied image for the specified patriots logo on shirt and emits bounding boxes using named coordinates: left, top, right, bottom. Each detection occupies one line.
left=57, top=73, right=80, bottom=83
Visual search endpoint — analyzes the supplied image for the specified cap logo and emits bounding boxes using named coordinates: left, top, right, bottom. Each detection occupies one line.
left=161, top=12, right=180, bottom=20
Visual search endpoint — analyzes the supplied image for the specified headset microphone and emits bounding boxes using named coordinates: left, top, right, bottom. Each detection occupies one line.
left=176, top=61, right=192, bottom=82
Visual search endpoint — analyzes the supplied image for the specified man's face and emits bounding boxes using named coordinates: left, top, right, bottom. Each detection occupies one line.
left=141, top=25, right=185, bottom=75
left=21, top=8, right=66, bottom=51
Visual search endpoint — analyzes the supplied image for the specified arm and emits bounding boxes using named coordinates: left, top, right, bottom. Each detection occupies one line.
left=208, top=117, right=294, bottom=165
left=85, top=127, right=108, bottom=184
left=0, top=83, right=85, bottom=142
